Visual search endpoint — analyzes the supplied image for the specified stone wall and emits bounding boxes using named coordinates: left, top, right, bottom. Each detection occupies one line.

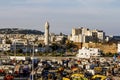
left=82, top=43, right=117, bottom=54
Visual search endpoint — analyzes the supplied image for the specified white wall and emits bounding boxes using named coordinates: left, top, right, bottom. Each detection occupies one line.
left=9, top=56, right=25, bottom=60
left=76, top=48, right=90, bottom=59
left=118, top=43, right=120, bottom=54
left=76, top=47, right=100, bottom=59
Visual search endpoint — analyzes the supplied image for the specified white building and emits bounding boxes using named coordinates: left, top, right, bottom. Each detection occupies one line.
left=70, top=27, right=105, bottom=43
left=118, top=43, right=120, bottom=54
left=76, top=47, right=101, bottom=59
left=0, top=38, right=6, bottom=44
left=0, top=44, right=11, bottom=51
left=12, top=39, right=27, bottom=45
left=97, top=31, right=105, bottom=42
left=55, top=35, right=64, bottom=42
left=38, top=35, right=44, bottom=41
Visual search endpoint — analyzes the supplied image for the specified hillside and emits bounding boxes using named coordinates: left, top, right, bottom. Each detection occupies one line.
left=0, top=28, right=44, bottom=35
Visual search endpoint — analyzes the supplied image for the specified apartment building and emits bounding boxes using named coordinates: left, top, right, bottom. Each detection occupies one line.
left=69, top=27, right=105, bottom=43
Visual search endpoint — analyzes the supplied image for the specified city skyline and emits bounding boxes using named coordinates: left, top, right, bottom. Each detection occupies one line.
left=0, top=0, right=120, bottom=35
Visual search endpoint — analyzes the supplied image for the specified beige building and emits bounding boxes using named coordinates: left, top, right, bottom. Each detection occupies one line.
left=70, top=27, right=105, bottom=43
left=72, top=28, right=82, bottom=36
left=97, top=31, right=105, bottom=42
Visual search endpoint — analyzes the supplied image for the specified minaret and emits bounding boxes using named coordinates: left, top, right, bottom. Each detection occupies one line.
left=44, top=21, right=49, bottom=50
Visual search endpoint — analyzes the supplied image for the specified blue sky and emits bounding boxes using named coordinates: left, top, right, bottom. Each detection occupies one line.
left=0, top=0, right=120, bottom=35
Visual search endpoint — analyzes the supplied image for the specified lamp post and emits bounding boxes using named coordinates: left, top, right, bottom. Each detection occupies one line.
left=26, top=39, right=28, bottom=57
left=35, top=49, right=38, bottom=56
left=14, top=40, right=16, bottom=59
left=32, top=42, right=34, bottom=80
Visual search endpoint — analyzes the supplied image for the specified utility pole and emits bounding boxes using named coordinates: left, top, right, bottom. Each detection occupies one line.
left=14, top=40, right=16, bottom=59
left=32, top=42, right=34, bottom=80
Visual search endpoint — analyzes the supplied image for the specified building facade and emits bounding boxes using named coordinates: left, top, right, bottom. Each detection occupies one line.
left=76, top=47, right=101, bottom=59
left=69, top=27, right=105, bottom=43
left=118, top=43, right=120, bottom=54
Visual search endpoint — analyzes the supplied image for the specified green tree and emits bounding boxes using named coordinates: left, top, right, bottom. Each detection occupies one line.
left=60, top=37, right=67, bottom=45
left=50, top=43, right=59, bottom=51
left=17, top=49, right=23, bottom=53
left=38, top=43, right=42, bottom=47
left=66, top=41, right=76, bottom=49
left=6, top=40, right=12, bottom=44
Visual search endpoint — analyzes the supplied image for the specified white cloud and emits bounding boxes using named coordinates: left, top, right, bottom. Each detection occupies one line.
left=25, top=0, right=53, bottom=4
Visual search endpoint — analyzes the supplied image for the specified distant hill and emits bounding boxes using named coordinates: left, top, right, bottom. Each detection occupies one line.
left=0, top=28, right=44, bottom=35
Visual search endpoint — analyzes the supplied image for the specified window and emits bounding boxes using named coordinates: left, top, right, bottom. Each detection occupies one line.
left=93, top=53, right=95, bottom=55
